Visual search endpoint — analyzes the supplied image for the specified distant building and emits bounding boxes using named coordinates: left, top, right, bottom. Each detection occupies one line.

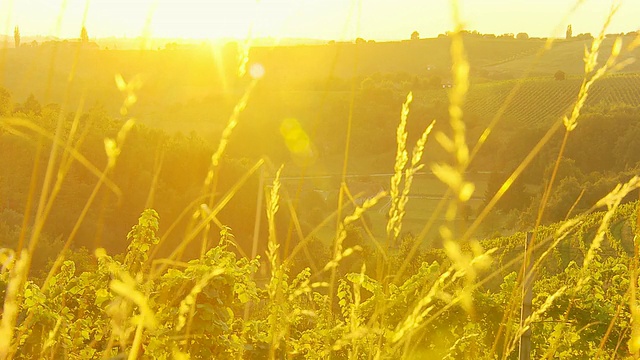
left=441, top=80, right=453, bottom=88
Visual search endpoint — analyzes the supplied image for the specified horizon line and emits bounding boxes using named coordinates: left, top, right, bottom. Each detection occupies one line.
left=4, top=31, right=637, bottom=45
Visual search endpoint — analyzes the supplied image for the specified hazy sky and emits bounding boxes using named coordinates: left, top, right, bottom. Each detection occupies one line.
left=2, top=0, right=638, bottom=41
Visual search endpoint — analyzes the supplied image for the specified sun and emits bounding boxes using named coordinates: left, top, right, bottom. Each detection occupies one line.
left=148, top=0, right=300, bottom=40
left=7, top=0, right=358, bottom=42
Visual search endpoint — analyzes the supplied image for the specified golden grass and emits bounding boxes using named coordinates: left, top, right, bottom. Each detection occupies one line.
left=0, top=250, right=29, bottom=359
left=386, top=92, right=436, bottom=248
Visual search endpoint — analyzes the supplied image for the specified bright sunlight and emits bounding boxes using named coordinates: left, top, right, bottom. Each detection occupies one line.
left=2, top=0, right=640, bottom=40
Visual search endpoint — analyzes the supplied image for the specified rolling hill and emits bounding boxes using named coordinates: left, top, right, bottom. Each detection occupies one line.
left=413, top=73, right=640, bottom=128
left=0, top=34, right=639, bottom=134
left=485, top=35, right=640, bottom=77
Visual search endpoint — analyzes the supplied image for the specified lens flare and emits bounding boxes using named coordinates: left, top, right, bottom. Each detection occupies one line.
left=279, top=118, right=316, bottom=165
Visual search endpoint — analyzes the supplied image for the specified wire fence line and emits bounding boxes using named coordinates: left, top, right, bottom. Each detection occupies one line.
left=271, top=170, right=494, bottom=181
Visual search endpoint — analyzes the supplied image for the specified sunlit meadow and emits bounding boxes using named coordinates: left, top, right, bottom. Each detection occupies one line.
left=1, top=1, right=640, bottom=359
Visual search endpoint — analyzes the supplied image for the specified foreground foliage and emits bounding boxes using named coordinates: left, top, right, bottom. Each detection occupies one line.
left=0, top=199, right=639, bottom=359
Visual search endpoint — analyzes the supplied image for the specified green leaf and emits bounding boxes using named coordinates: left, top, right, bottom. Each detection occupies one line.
left=95, top=288, right=110, bottom=306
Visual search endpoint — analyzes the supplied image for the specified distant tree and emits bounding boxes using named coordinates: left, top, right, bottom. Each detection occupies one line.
left=412, top=75, right=422, bottom=89
left=80, top=26, right=89, bottom=43
left=543, top=175, right=583, bottom=223
left=498, top=33, right=514, bottom=39
left=0, top=88, right=11, bottom=116
left=411, top=31, right=420, bottom=40
left=566, top=24, right=572, bottom=39
left=360, top=77, right=375, bottom=92
left=614, top=120, right=640, bottom=169
left=516, top=32, right=529, bottom=40
left=460, top=30, right=482, bottom=37
left=18, top=94, right=41, bottom=115
left=14, top=26, right=20, bottom=48
left=484, top=170, right=528, bottom=211
left=575, top=33, right=593, bottom=40
left=355, top=37, right=366, bottom=44
left=554, top=70, right=566, bottom=81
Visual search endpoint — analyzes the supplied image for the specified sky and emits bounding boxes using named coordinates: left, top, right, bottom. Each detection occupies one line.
left=1, top=0, right=639, bottom=41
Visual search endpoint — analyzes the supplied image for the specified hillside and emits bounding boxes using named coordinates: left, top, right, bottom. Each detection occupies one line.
left=249, top=36, right=546, bottom=80
left=403, top=73, right=640, bottom=130
left=3, top=36, right=639, bottom=135
left=0, top=36, right=546, bottom=126
left=461, top=73, right=640, bottom=127
left=485, top=35, right=640, bottom=77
